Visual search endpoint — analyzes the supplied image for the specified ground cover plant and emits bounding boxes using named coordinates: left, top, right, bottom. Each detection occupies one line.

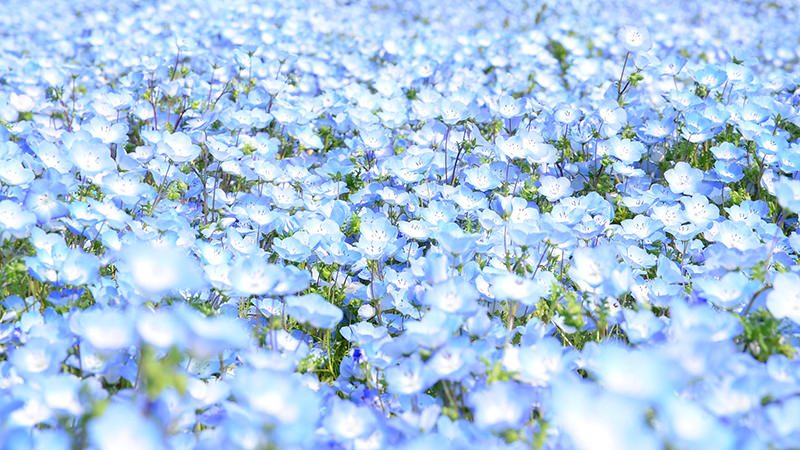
left=1, top=0, right=800, bottom=448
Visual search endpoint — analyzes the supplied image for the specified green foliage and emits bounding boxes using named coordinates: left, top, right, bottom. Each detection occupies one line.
left=0, top=238, right=36, bottom=301
left=484, top=358, right=516, bottom=384
left=737, top=310, right=797, bottom=362
left=317, top=126, right=345, bottom=152
left=138, top=346, right=189, bottom=399
left=545, top=39, right=570, bottom=87
left=75, top=183, right=105, bottom=201
left=342, top=212, right=361, bottom=239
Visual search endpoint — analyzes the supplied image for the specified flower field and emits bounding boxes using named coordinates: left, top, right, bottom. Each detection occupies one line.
left=2, top=0, right=800, bottom=448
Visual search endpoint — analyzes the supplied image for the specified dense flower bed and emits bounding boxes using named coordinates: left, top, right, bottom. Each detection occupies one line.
left=2, top=0, right=800, bottom=448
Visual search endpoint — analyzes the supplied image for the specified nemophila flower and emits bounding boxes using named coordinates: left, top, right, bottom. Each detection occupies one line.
left=659, top=51, right=688, bottom=76
left=463, top=164, right=501, bottom=191
left=467, top=381, right=533, bottom=431
left=356, top=217, right=403, bottom=261
left=552, top=378, right=661, bottom=450
left=426, top=338, right=477, bottom=382
left=158, top=131, right=200, bottom=164
left=680, top=194, right=719, bottom=227
left=526, top=140, right=558, bottom=165
left=713, top=220, right=761, bottom=251
left=495, top=134, right=527, bottom=161
left=438, top=99, right=467, bottom=125
left=733, top=100, right=769, bottom=125
left=450, top=186, right=488, bottom=213
left=694, top=64, right=728, bottom=89
left=57, top=247, right=100, bottom=286
left=505, top=336, right=572, bottom=386
left=714, top=160, right=744, bottom=183
left=548, top=201, right=584, bottom=226
left=0, top=200, right=37, bottom=239
left=774, top=177, right=800, bottom=213
left=83, top=116, right=128, bottom=145
left=664, top=89, right=701, bottom=111
left=385, top=353, right=433, bottom=395
left=669, top=299, right=743, bottom=343
left=608, top=137, right=644, bottom=164
left=596, top=101, right=627, bottom=136
left=777, top=144, right=800, bottom=173
left=70, top=307, right=135, bottom=351
left=26, top=427, right=71, bottom=450
left=665, top=222, right=704, bottom=242
left=756, top=132, right=788, bottom=156
left=701, top=102, right=730, bottom=127
left=665, top=161, right=704, bottom=195
left=725, top=200, right=769, bottom=227
left=568, top=245, right=628, bottom=296
left=618, top=25, right=652, bottom=52
left=69, top=139, right=116, bottom=176
left=273, top=233, right=316, bottom=262
left=266, top=184, right=302, bottom=210
left=621, top=308, right=665, bottom=344
left=766, top=272, right=800, bottom=325
left=3, top=0, right=800, bottom=446
left=494, top=94, right=522, bottom=119
left=623, top=244, right=657, bottom=269
left=359, top=126, right=390, bottom=150
left=227, top=255, right=283, bottom=296
left=765, top=397, right=800, bottom=446
left=397, top=219, right=431, bottom=241
left=404, top=310, right=462, bottom=349
left=181, top=307, right=251, bottom=359
left=32, top=141, right=74, bottom=174
left=435, top=222, right=478, bottom=256
left=587, top=344, right=678, bottom=398
left=491, top=271, right=548, bottom=306
left=9, top=337, right=67, bottom=376
left=89, top=402, right=165, bottom=450
left=711, top=143, right=745, bottom=164
left=117, top=240, right=205, bottom=297
left=553, top=103, right=581, bottom=125
left=323, top=399, right=378, bottom=441
left=640, top=117, right=676, bottom=141
left=538, top=175, right=573, bottom=202
left=0, top=158, right=34, bottom=186
left=24, top=179, right=69, bottom=224
left=420, top=200, right=457, bottom=226
left=97, top=172, right=153, bottom=207
left=695, top=271, right=758, bottom=310
left=285, top=293, right=343, bottom=329
left=423, top=276, right=480, bottom=315
left=661, top=397, right=736, bottom=449
left=136, top=308, right=188, bottom=351
left=620, top=214, right=662, bottom=241
left=681, top=111, right=715, bottom=143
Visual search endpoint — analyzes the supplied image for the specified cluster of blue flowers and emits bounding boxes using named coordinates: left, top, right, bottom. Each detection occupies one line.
left=2, top=0, right=800, bottom=448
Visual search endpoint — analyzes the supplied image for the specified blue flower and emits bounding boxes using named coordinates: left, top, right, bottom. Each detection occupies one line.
left=285, top=293, right=343, bottom=329
left=618, top=25, right=652, bottom=52
left=468, top=381, right=533, bottom=431
left=0, top=200, right=37, bottom=239
left=423, top=276, right=480, bottom=315
left=88, top=402, right=165, bottom=450
left=766, top=272, right=800, bottom=325
left=664, top=162, right=704, bottom=195
left=9, top=337, right=67, bottom=376
left=323, top=399, right=378, bottom=441
left=69, top=139, right=117, bottom=176
left=385, top=353, right=432, bottom=395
